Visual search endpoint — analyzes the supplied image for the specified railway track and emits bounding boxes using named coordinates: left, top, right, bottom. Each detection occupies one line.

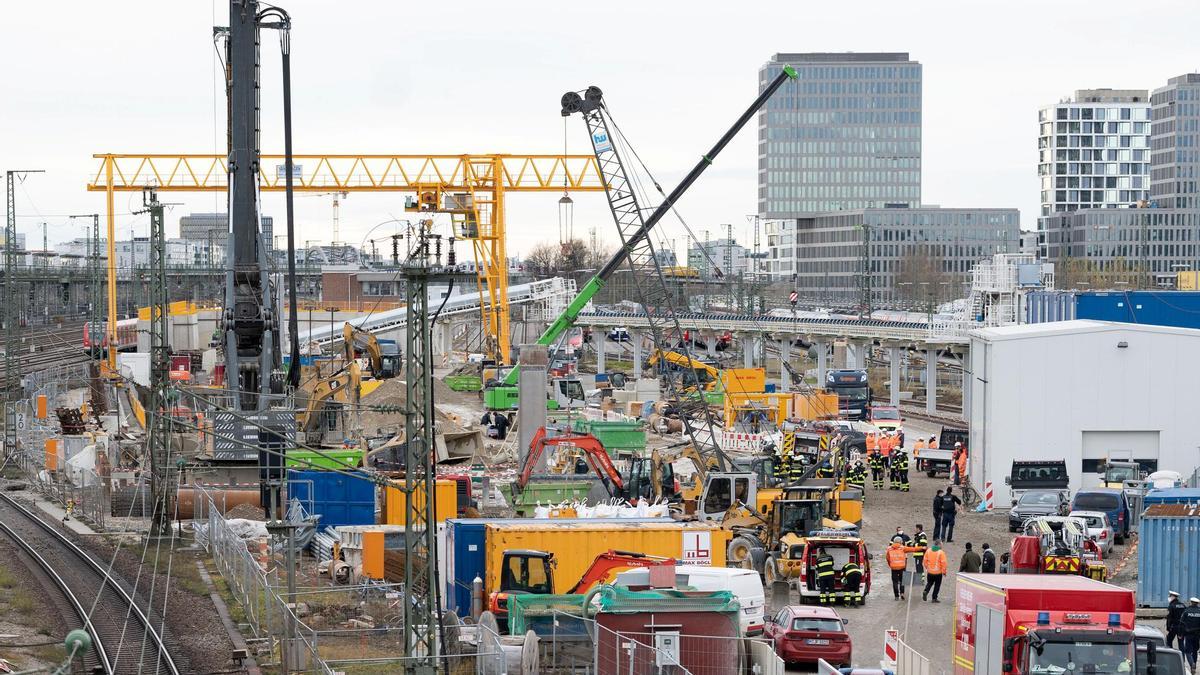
left=0, top=492, right=183, bottom=675
left=4, top=322, right=92, bottom=376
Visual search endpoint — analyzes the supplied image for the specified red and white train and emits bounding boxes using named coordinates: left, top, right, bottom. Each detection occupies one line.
left=82, top=318, right=139, bottom=352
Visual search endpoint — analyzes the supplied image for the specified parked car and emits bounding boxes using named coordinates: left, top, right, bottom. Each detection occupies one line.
left=1008, top=490, right=1071, bottom=532
left=1071, top=488, right=1132, bottom=544
left=763, top=605, right=851, bottom=668
left=1068, top=509, right=1116, bottom=555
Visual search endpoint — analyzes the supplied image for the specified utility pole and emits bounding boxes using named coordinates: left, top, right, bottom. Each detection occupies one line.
left=69, top=214, right=104, bottom=356
left=402, top=225, right=469, bottom=671
left=5, top=170, right=42, bottom=459
left=136, top=189, right=176, bottom=538
left=858, top=222, right=873, bottom=319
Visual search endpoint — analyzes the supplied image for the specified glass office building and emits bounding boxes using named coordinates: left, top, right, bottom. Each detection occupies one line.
left=758, top=53, right=922, bottom=219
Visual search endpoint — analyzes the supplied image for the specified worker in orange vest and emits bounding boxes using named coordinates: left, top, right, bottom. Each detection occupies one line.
left=913, top=437, right=927, bottom=453
left=865, top=432, right=878, bottom=454
left=928, top=435, right=938, bottom=450
left=953, top=442, right=968, bottom=486
left=885, top=540, right=920, bottom=600
left=922, top=541, right=949, bottom=602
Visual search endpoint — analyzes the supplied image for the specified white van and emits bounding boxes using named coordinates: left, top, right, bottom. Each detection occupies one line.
left=612, top=565, right=766, bottom=636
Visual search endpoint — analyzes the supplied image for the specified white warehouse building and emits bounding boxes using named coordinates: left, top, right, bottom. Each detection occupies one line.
left=967, top=320, right=1200, bottom=506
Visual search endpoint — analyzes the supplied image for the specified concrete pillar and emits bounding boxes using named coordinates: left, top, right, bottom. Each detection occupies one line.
left=779, top=338, right=792, bottom=389
left=846, top=341, right=860, bottom=369
left=517, top=344, right=548, bottom=468
left=889, top=346, right=902, bottom=407
left=632, top=331, right=644, bottom=379
left=925, top=347, right=938, bottom=414
left=706, top=332, right=717, bottom=358
left=816, top=339, right=829, bottom=387
left=595, top=327, right=606, bottom=373
left=742, top=334, right=754, bottom=369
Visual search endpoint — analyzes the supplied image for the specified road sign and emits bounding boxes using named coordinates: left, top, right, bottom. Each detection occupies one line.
left=789, top=291, right=798, bottom=305
left=15, top=412, right=26, bottom=432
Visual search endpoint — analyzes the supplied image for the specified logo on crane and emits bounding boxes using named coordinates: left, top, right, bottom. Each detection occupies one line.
left=592, top=131, right=613, bottom=154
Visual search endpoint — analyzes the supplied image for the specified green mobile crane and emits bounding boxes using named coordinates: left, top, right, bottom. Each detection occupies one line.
left=483, top=65, right=798, bottom=411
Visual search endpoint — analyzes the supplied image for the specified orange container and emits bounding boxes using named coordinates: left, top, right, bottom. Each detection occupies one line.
left=35, top=395, right=47, bottom=420
left=45, top=438, right=59, bottom=471
left=361, top=530, right=385, bottom=580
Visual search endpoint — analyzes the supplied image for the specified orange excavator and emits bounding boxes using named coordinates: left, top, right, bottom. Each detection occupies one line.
left=489, top=549, right=676, bottom=631
left=516, top=426, right=628, bottom=498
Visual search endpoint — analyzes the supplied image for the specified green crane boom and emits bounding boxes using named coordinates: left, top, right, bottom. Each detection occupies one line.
left=485, top=65, right=797, bottom=409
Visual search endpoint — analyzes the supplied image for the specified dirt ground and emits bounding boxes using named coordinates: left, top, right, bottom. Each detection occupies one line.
left=791, top=418, right=1145, bottom=673
left=0, top=539, right=71, bottom=673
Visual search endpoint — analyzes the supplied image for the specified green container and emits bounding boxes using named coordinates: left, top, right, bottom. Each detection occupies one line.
left=444, top=375, right=483, bottom=392
left=508, top=480, right=593, bottom=515
left=570, top=419, right=646, bottom=455
left=285, top=449, right=364, bottom=470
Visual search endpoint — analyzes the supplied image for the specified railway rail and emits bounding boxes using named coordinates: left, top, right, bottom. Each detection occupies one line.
left=3, top=322, right=92, bottom=377
left=0, top=491, right=183, bottom=675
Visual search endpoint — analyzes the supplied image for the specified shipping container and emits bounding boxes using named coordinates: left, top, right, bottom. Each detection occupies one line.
left=286, top=448, right=364, bottom=470
left=1075, top=291, right=1200, bottom=330
left=444, top=517, right=672, bottom=614
left=1141, top=488, right=1200, bottom=506
left=1136, top=503, right=1200, bottom=607
left=382, top=479, right=457, bottom=525
left=792, top=391, right=840, bottom=420
left=286, top=470, right=374, bottom=529
left=483, top=521, right=730, bottom=598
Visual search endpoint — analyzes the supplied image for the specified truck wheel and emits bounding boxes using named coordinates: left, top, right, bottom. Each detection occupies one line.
left=927, top=470, right=936, bottom=478
left=728, top=536, right=757, bottom=566
left=764, top=558, right=780, bottom=585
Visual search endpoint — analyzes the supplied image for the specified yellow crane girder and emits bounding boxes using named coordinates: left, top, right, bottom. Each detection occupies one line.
left=87, top=153, right=606, bottom=366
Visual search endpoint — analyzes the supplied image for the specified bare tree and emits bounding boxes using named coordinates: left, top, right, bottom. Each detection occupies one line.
left=894, top=245, right=951, bottom=307
left=524, top=238, right=613, bottom=278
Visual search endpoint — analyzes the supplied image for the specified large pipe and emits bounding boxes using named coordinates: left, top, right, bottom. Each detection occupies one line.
left=173, top=486, right=279, bottom=520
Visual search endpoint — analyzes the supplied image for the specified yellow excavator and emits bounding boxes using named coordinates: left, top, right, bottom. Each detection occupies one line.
left=343, top=323, right=402, bottom=380
left=646, top=349, right=721, bottom=393
left=299, top=362, right=362, bottom=432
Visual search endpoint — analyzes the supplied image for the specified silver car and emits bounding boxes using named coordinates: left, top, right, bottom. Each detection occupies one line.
left=1068, top=510, right=1115, bottom=555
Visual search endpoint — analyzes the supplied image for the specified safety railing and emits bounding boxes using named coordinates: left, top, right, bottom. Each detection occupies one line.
left=894, top=634, right=931, bottom=675
left=593, top=625, right=782, bottom=675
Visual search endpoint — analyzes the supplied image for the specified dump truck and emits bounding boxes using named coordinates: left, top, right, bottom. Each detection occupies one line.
left=953, top=574, right=1136, bottom=675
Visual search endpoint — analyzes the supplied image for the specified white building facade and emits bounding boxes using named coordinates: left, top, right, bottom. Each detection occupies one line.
left=967, top=320, right=1200, bottom=506
left=1038, top=89, right=1151, bottom=219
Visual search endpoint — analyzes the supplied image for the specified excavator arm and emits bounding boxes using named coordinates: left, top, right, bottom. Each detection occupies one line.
left=517, top=427, right=626, bottom=496
left=650, top=349, right=721, bottom=391
left=567, top=549, right=677, bottom=594
left=343, top=323, right=382, bottom=374
left=299, top=362, right=361, bottom=431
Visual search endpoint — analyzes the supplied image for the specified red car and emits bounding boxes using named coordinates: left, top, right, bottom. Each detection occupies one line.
left=764, top=605, right=852, bottom=667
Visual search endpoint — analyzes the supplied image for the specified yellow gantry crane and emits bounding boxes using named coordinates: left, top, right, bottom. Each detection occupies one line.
left=87, top=153, right=605, bottom=367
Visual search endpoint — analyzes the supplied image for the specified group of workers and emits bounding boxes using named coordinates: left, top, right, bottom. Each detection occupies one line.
left=771, top=435, right=816, bottom=484
left=812, top=547, right=865, bottom=606
left=884, top=524, right=955, bottom=602
left=864, top=430, right=911, bottom=492
left=1167, top=591, right=1200, bottom=669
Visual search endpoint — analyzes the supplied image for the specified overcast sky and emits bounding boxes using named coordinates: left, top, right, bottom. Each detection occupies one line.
left=3, top=0, right=1198, bottom=261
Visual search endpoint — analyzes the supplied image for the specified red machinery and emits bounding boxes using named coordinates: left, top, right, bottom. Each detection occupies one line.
left=953, top=574, right=1135, bottom=675
left=517, top=426, right=626, bottom=498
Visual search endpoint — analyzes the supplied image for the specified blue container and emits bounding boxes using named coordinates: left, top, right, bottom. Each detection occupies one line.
left=1136, top=505, right=1200, bottom=607
left=444, top=517, right=672, bottom=615
left=1076, top=291, right=1200, bottom=330
left=764, top=383, right=777, bottom=393
left=286, top=470, right=375, bottom=529
left=1143, top=488, right=1200, bottom=505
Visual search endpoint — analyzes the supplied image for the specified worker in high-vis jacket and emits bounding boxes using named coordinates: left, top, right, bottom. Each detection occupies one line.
left=885, top=540, right=920, bottom=600
left=869, top=450, right=885, bottom=490
left=814, top=547, right=837, bottom=604
left=840, top=559, right=864, bottom=606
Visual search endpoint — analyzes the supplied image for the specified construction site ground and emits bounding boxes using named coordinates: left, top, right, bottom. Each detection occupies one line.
left=815, top=418, right=1145, bottom=672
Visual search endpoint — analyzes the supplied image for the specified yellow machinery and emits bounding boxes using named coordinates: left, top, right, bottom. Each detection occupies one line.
left=647, top=349, right=721, bottom=392
left=89, top=153, right=605, bottom=368
left=342, top=323, right=401, bottom=379
left=299, top=362, right=361, bottom=432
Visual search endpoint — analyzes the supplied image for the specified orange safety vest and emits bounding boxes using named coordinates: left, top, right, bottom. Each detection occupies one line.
left=885, top=545, right=908, bottom=570
left=929, top=438, right=939, bottom=450
left=865, top=434, right=878, bottom=452
left=880, top=436, right=893, bottom=457
left=956, top=452, right=968, bottom=475
left=914, top=439, right=927, bottom=453
left=924, top=549, right=948, bottom=575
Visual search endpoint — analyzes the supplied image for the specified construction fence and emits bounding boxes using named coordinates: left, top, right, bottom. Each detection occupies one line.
left=894, top=634, right=932, bottom=675
left=592, top=624, right=785, bottom=675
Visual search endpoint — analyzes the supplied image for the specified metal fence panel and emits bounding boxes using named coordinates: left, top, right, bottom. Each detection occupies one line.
left=895, top=636, right=931, bottom=675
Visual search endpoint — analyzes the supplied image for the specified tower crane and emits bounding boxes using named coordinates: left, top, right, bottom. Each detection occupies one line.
left=305, top=191, right=348, bottom=245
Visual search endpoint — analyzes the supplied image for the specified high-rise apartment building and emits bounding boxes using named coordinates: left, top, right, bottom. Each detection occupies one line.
left=1150, top=74, right=1200, bottom=208
left=687, top=238, right=748, bottom=279
left=179, top=212, right=273, bottom=250
left=1041, top=74, right=1200, bottom=287
left=758, top=53, right=921, bottom=219
left=1037, top=89, right=1151, bottom=219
